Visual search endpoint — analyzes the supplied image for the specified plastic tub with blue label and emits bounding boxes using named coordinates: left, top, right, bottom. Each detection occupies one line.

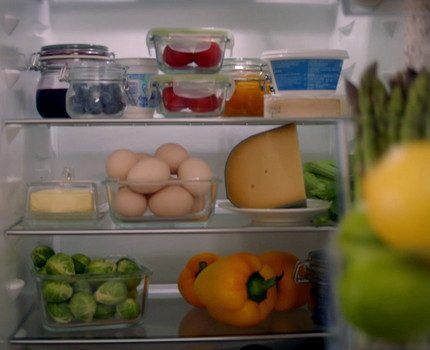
left=261, top=50, right=349, bottom=94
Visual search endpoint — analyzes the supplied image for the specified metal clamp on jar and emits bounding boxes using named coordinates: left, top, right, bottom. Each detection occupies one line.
left=59, top=62, right=129, bottom=119
left=294, top=249, right=334, bottom=327
left=221, top=58, right=271, bottom=117
left=30, top=44, right=114, bottom=118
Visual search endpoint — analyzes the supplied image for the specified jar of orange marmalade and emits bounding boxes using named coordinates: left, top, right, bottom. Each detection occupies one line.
left=222, top=58, right=271, bottom=117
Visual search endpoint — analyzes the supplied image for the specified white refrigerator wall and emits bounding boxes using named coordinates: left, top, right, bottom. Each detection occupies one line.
left=0, top=0, right=405, bottom=348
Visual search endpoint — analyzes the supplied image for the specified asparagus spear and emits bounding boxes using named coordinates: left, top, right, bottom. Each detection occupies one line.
left=387, top=73, right=405, bottom=144
left=401, top=70, right=430, bottom=141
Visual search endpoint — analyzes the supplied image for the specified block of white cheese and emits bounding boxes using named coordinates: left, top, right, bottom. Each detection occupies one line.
left=30, top=188, right=95, bottom=215
left=264, top=94, right=350, bottom=119
left=225, top=124, right=306, bottom=209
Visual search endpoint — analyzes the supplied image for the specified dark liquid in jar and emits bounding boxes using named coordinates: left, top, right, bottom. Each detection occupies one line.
left=36, top=89, right=70, bottom=118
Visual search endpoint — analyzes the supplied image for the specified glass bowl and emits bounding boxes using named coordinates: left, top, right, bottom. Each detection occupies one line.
left=31, top=256, right=152, bottom=331
left=105, top=177, right=219, bottom=224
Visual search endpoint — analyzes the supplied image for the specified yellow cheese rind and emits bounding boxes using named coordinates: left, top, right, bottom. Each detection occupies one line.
left=30, top=189, right=94, bottom=214
left=225, top=124, right=306, bottom=209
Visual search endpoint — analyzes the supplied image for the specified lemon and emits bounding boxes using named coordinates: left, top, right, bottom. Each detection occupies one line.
left=363, top=142, right=430, bottom=255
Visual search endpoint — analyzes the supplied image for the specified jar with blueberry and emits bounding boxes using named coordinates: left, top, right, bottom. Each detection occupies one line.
left=30, top=44, right=114, bottom=119
left=60, top=63, right=128, bottom=119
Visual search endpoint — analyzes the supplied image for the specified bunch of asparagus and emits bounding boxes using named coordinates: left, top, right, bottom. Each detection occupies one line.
left=346, top=64, right=430, bottom=198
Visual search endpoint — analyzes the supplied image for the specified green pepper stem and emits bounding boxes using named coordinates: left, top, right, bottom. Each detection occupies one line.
left=247, top=272, right=276, bottom=303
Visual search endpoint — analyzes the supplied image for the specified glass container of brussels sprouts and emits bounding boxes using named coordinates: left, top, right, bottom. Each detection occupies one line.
left=30, top=246, right=152, bottom=331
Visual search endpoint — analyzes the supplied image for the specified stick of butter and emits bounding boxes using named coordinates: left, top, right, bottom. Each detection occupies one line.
left=30, top=188, right=94, bottom=214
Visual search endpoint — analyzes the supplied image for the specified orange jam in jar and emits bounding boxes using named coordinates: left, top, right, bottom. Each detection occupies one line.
left=222, top=58, right=271, bottom=117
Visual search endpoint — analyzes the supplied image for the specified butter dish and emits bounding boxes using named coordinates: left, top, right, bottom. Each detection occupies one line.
left=25, top=167, right=99, bottom=221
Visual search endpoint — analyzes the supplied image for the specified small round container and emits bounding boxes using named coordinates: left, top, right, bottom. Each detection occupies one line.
left=146, top=27, right=234, bottom=74
left=30, top=44, right=114, bottom=119
left=221, top=58, right=271, bottom=117
left=294, top=249, right=334, bottom=327
left=60, top=63, right=128, bottom=119
left=116, top=58, right=159, bottom=118
left=260, top=50, right=349, bottom=95
left=149, top=74, right=234, bottom=118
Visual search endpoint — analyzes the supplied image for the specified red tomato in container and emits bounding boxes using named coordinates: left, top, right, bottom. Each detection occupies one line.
left=163, top=46, right=194, bottom=68
left=194, top=43, right=222, bottom=68
left=162, top=87, right=187, bottom=111
left=187, top=95, right=219, bottom=113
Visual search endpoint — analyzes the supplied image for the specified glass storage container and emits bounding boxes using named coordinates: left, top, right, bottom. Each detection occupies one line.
left=105, top=178, right=219, bottom=225
left=60, top=63, right=128, bottom=119
left=294, top=249, right=334, bottom=327
left=149, top=74, right=234, bottom=117
left=146, top=27, right=234, bottom=74
left=221, top=58, right=271, bottom=117
left=30, top=44, right=114, bottom=119
left=25, top=168, right=99, bottom=221
left=31, top=255, right=151, bottom=331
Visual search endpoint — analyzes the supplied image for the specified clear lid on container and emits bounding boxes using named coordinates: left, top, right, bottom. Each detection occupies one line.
left=261, top=49, right=349, bottom=61
left=115, top=57, right=158, bottom=69
left=146, top=27, right=234, bottom=53
left=150, top=73, right=235, bottom=99
left=222, top=58, right=269, bottom=72
left=31, top=44, right=114, bottom=71
left=60, top=62, right=127, bottom=82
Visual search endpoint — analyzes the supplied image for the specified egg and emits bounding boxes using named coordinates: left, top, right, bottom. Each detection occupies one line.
left=178, top=157, right=213, bottom=196
left=155, top=143, right=189, bottom=174
left=149, top=186, right=194, bottom=217
left=106, top=149, right=139, bottom=180
left=127, top=157, right=170, bottom=194
left=137, top=152, right=151, bottom=161
left=113, top=187, right=147, bottom=218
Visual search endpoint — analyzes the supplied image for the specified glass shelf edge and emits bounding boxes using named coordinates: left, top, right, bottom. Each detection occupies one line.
left=4, top=117, right=351, bottom=126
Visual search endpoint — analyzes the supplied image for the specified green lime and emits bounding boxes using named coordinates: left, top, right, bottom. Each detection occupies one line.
left=338, top=250, right=430, bottom=342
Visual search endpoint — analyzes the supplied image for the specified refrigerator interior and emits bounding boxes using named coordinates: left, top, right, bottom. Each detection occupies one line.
left=0, top=0, right=406, bottom=348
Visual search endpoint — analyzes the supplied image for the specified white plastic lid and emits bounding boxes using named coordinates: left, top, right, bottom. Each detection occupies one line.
left=261, top=49, right=349, bottom=61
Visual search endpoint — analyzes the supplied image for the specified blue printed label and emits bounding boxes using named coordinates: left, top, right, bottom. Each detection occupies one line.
left=271, top=59, right=343, bottom=91
left=127, top=73, right=158, bottom=108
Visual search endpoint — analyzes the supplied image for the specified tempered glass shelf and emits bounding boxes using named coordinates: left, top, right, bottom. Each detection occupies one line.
left=10, top=284, right=328, bottom=345
left=5, top=212, right=335, bottom=235
left=4, top=117, right=348, bottom=127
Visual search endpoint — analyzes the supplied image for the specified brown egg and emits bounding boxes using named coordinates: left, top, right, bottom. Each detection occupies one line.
left=127, top=157, right=170, bottom=194
left=178, top=157, right=213, bottom=196
left=137, top=152, right=151, bottom=161
left=149, top=186, right=194, bottom=217
left=155, top=143, right=189, bottom=174
left=106, top=149, right=139, bottom=180
left=113, top=187, right=147, bottom=218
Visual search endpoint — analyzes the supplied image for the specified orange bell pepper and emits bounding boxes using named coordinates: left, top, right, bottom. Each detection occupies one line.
left=177, top=252, right=219, bottom=308
left=194, top=252, right=277, bottom=327
left=259, top=251, right=310, bottom=311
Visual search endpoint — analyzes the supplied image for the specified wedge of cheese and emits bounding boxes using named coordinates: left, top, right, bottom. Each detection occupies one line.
left=225, top=124, right=306, bottom=208
left=30, top=189, right=94, bottom=214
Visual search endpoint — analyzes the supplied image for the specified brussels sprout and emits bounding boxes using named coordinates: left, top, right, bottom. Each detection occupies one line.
left=116, top=258, right=141, bottom=289
left=46, top=302, right=73, bottom=323
left=38, top=266, right=47, bottom=275
left=42, top=280, right=73, bottom=303
left=31, top=245, right=55, bottom=268
left=69, top=292, right=97, bottom=322
left=86, top=259, right=116, bottom=274
left=94, top=303, right=116, bottom=320
left=46, top=253, right=75, bottom=276
left=94, top=280, right=127, bottom=305
left=72, top=254, right=91, bottom=274
left=73, top=279, right=92, bottom=294
left=116, top=298, right=140, bottom=320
